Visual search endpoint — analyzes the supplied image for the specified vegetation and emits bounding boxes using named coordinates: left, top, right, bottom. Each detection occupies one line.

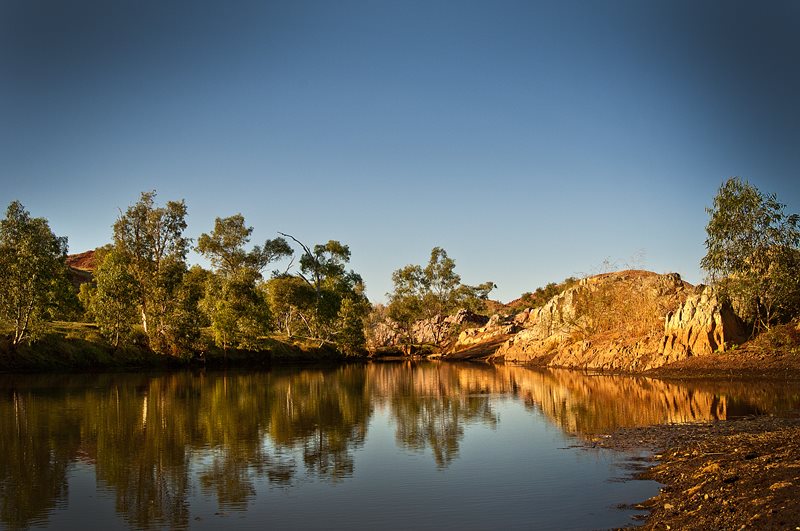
left=386, top=247, right=494, bottom=350
left=0, top=201, right=72, bottom=345
left=510, top=276, right=578, bottom=313
left=270, top=234, right=370, bottom=355
left=702, top=177, right=800, bottom=332
left=197, top=215, right=291, bottom=352
left=3, top=175, right=799, bottom=366
left=79, top=246, right=139, bottom=347
left=0, top=192, right=374, bottom=364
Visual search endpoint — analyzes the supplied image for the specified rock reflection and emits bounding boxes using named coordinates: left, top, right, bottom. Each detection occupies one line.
left=0, top=365, right=798, bottom=529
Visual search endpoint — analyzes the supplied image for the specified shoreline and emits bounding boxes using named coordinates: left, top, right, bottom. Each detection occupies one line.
left=592, top=416, right=800, bottom=529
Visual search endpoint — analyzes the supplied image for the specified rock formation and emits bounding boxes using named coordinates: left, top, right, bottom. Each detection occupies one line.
left=367, top=309, right=488, bottom=350
left=376, top=269, right=750, bottom=372
left=65, top=249, right=97, bottom=290
left=660, top=285, right=747, bottom=363
left=447, top=270, right=745, bottom=371
left=484, top=270, right=693, bottom=370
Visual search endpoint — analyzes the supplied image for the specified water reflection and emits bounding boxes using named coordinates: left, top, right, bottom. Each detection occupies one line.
left=0, top=365, right=797, bottom=530
left=373, top=363, right=498, bottom=467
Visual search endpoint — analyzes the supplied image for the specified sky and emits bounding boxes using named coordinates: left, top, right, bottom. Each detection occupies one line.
left=2, top=0, right=799, bottom=303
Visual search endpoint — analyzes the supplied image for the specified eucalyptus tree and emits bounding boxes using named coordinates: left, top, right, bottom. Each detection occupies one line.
left=387, top=247, right=494, bottom=350
left=701, top=177, right=800, bottom=331
left=79, top=246, right=139, bottom=347
left=0, top=201, right=71, bottom=345
left=197, top=215, right=292, bottom=351
left=109, top=191, right=195, bottom=353
left=275, top=234, right=370, bottom=353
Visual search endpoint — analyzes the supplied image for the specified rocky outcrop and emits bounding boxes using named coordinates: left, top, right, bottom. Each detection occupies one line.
left=374, top=269, right=750, bottom=372
left=472, top=272, right=749, bottom=372
left=487, top=270, right=692, bottom=371
left=660, top=285, right=747, bottom=363
left=66, top=250, right=97, bottom=271
left=367, top=309, right=488, bottom=350
left=455, top=314, right=519, bottom=348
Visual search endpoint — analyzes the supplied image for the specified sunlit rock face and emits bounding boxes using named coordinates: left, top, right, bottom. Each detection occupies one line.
left=659, top=285, right=747, bottom=363
left=454, top=313, right=518, bottom=348
left=367, top=309, right=489, bottom=350
left=378, top=270, right=749, bottom=372
left=490, top=271, right=692, bottom=371
left=473, top=272, right=749, bottom=372
left=413, top=309, right=489, bottom=345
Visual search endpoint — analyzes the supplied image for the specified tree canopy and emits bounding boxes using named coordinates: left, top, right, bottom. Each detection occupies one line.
left=701, top=177, right=800, bottom=330
left=0, top=201, right=71, bottom=345
left=387, top=247, right=494, bottom=348
left=197, top=215, right=292, bottom=351
left=269, top=234, right=370, bottom=354
left=110, top=191, right=196, bottom=354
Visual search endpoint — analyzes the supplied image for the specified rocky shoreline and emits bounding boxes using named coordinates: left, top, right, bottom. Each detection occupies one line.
left=592, top=416, right=800, bottom=529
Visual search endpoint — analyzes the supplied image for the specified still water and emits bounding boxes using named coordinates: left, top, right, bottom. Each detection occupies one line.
left=1, top=363, right=798, bottom=530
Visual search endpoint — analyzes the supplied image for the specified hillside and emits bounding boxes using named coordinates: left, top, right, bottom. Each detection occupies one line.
left=65, top=249, right=96, bottom=290
left=443, top=270, right=758, bottom=373
left=66, top=250, right=97, bottom=271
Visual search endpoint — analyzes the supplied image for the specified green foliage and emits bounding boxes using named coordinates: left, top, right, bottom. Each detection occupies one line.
left=263, top=275, right=317, bottom=337
left=197, top=214, right=291, bottom=278
left=0, top=201, right=72, bottom=345
left=335, top=296, right=369, bottom=356
left=111, top=191, right=197, bottom=353
left=197, top=215, right=290, bottom=351
left=200, top=271, right=272, bottom=352
left=701, top=177, right=800, bottom=330
left=163, top=264, right=210, bottom=354
left=274, top=234, right=370, bottom=353
left=79, top=246, right=139, bottom=347
left=511, top=277, right=578, bottom=312
left=387, top=247, right=494, bottom=348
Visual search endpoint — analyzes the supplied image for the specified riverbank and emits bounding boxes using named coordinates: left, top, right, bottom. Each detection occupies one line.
left=593, top=416, right=800, bottom=529
left=0, top=321, right=351, bottom=372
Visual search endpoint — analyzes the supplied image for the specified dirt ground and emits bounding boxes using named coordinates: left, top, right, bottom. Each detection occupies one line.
left=591, top=416, right=800, bottom=530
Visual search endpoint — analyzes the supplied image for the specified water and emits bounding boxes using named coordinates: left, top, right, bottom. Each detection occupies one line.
left=1, top=363, right=798, bottom=530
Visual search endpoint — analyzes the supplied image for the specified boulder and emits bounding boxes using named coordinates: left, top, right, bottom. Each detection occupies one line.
left=659, top=285, right=747, bottom=363
left=455, top=314, right=518, bottom=349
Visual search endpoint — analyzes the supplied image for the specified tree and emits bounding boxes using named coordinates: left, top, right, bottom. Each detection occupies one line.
left=0, top=201, right=71, bottom=345
left=112, top=191, right=194, bottom=353
left=197, top=215, right=292, bottom=279
left=701, top=177, right=800, bottom=331
left=387, top=247, right=494, bottom=350
left=275, top=234, right=370, bottom=351
left=197, top=215, right=292, bottom=351
left=262, top=275, right=316, bottom=338
left=79, top=246, right=139, bottom=347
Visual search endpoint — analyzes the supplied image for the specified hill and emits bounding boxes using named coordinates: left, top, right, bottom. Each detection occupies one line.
left=445, top=270, right=758, bottom=372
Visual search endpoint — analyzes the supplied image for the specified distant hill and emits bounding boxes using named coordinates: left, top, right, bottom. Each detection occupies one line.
left=66, top=250, right=97, bottom=272
left=66, top=249, right=96, bottom=289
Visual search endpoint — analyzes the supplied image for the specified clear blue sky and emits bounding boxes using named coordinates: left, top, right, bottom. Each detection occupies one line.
left=2, top=0, right=799, bottom=303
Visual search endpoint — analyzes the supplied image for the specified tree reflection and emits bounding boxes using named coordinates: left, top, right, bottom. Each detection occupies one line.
left=1, top=365, right=798, bottom=529
left=266, top=366, right=371, bottom=482
left=86, top=376, right=191, bottom=529
left=0, top=388, right=80, bottom=531
left=387, top=364, right=498, bottom=468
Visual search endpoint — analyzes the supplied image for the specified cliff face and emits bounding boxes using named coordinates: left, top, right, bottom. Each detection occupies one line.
left=660, top=285, right=747, bottom=362
left=449, top=270, right=746, bottom=372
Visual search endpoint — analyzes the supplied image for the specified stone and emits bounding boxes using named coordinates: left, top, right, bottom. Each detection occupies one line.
left=658, top=285, right=747, bottom=363
left=490, top=270, right=692, bottom=371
